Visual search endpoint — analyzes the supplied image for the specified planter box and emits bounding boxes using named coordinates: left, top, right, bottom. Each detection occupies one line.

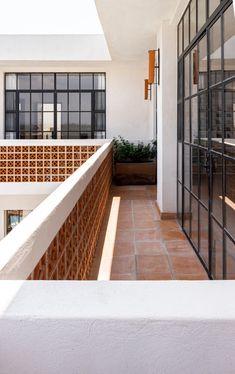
left=114, top=160, right=156, bottom=185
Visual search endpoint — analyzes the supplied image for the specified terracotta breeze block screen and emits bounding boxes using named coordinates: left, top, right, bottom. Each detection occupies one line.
left=28, top=150, right=112, bottom=280
left=0, top=145, right=99, bottom=182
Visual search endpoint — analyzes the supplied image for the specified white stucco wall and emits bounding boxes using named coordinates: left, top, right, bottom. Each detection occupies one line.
left=1, top=281, right=235, bottom=374
left=0, top=60, right=152, bottom=141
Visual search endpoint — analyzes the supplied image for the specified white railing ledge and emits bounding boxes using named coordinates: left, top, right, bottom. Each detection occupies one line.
left=1, top=281, right=235, bottom=374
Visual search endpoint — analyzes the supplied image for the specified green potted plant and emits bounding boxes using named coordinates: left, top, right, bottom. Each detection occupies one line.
left=113, top=136, right=157, bottom=185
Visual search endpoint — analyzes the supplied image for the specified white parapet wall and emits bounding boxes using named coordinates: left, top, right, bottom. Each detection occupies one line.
left=0, top=280, right=235, bottom=374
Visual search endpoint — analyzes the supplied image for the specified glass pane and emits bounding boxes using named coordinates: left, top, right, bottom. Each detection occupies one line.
left=198, top=34, right=207, bottom=90
left=95, top=113, right=105, bottom=131
left=69, top=74, right=80, bottom=90
left=210, top=19, right=222, bottom=85
left=226, top=235, right=235, bottom=279
left=95, top=92, right=105, bottom=111
left=56, top=74, right=67, bottom=90
left=199, top=93, right=208, bottom=146
left=6, top=113, right=16, bottom=131
left=20, top=132, right=30, bottom=139
left=81, top=93, right=91, bottom=111
left=31, top=74, right=42, bottom=90
left=183, top=8, right=189, bottom=50
left=43, top=112, right=54, bottom=132
left=211, top=86, right=222, bottom=151
left=209, top=0, right=220, bottom=16
left=190, top=0, right=196, bottom=41
left=183, top=188, right=190, bottom=235
left=177, top=182, right=183, bottom=222
left=211, top=219, right=223, bottom=279
left=191, top=196, right=198, bottom=248
left=60, top=112, right=68, bottom=132
left=6, top=74, right=17, bottom=90
left=191, top=47, right=198, bottom=95
left=184, top=53, right=190, bottom=98
left=94, top=131, right=105, bottom=139
left=94, top=74, right=105, bottom=90
left=225, top=160, right=235, bottom=239
left=69, top=93, right=79, bottom=111
left=5, top=132, right=16, bottom=139
left=81, top=112, right=91, bottom=131
left=6, top=92, right=16, bottom=111
left=31, top=93, right=42, bottom=111
left=80, top=74, right=93, bottom=89
left=43, top=93, right=54, bottom=110
left=192, top=147, right=199, bottom=196
left=184, top=99, right=190, bottom=141
left=18, top=74, right=30, bottom=90
left=69, top=112, right=79, bottom=131
left=198, top=0, right=206, bottom=31
left=191, top=96, right=198, bottom=144
left=68, top=132, right=80, bottom=139
left=43, top=132, right=53, bottom=139
left=184, top=144, right=190, bottom=189
left=43, top=74, right=54, bottom=90
left=19, top=112, right=30, bottom=132
left=19, top=92, right=30, bottom=111
left=212, top=154, right=223, bottom=223
left=224, top=5, right=235, bottom=78
left=224, top=81, right=235, bottom=157
left=178, top=21, right=183, bottom=56
left=178, top=142, right=183, bottom=182
left=199, top=150, right=209, bottom=207
left=57, top=93, right=68, bottom=111
left=31, top=112, right=42, bottom=132
left=199, top=204, right=209, bottom=265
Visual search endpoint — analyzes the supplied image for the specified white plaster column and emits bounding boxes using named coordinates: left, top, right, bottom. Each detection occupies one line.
left=157, top=20, right=177, bottom=214
left=0, top=71, right=4, bottom=139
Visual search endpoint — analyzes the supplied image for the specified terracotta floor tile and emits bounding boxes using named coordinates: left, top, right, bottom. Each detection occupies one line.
left=111, top=255, right=136, bottom=275
left=135, top=241, right=164, bottom=255
left=133, top=219, right=157, bottom=229
left=162, top=230, right=186, bottom=241
left=175, top=273, right=208, bottom=280
left=165, top=240, right=195, bottom=255
left=117, top=220, right=134, bottom=230
left=113, top=242, right=135, bottom=256
left=170, top=255, right=206, bottom=274
left=115, top=230, right=135, bottom=243
left=136, top=255, right=170, bottom=274
left=137, top=273, right=172, bottom=280
left=135, top=229, right=161, bottom=241
left=155, top=220, right=180, bottom=231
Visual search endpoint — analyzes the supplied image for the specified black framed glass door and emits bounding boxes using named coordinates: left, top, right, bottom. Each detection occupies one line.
left=177, top=0, right=235, bottom=279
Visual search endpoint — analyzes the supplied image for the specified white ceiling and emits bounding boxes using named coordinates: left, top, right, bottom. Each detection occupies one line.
left=95, top=0, right=181, bottom=61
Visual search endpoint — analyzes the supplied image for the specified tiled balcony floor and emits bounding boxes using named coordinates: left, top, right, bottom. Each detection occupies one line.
left=90, top=185, right=209, bottom=280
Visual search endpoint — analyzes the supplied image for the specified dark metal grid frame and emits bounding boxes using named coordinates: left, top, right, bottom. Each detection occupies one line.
left=4, top=73, right=106, bottom=140
left=177, top=0, right=234, bottom=279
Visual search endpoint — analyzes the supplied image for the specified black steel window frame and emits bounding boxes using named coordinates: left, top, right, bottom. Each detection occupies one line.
left=4, top=72, right=106, bottom=140
left=177, top=0, right=235, bottom=279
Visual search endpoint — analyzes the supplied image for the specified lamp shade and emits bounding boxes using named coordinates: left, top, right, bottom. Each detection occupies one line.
left=148, top=50, right=155, bottom=84
left=144, top=79, right=149, bottom=100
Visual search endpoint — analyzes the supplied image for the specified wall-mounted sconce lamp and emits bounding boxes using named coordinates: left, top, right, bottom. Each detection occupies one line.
left=148, top=49, right=160, bottom=85
left=144, top=79, right=152, bottom=100
left=144, top=49, right=160, bottom=100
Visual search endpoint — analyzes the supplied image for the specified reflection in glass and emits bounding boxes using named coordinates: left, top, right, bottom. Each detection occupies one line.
left=209, top=0, right=220, bottom=16
left=31, top=74, right=42, bottom=90
left=191, top=47, right=198, bottom=95
left=225, top=160, right=235, bottom=239
left=80, top=74, right=93, bottom=89
left=226, top=235, right=235, bottom=279
left=6, top=74, right=17, bottom=90
left=95, top=92, right=105, bottom=111
left=18, top=74, right=30, bottom=90
left=6, top=113, right=16, bottom=131
left=95, top=113, right=105, bottom=131
left=211, top=219, right=223, bottom=279
left=199, top=150, right=209, bottom=207
left=19, top=93, right=30, bottom=111
left=199, top=204, right=209, bottom=265
left=81, top=112, right=91, bottom=132
left=6, top=92, right=16, bottom=111
left=192, top=147, right=199, bottom=196
left=183, top=188, right=190, bottom=236
left=69, top=74, right=80, bottom=90
left=69, top=93, right=79, bottom=111
left=224, top=82, right=235, bottom=157
left=212, top=154, right=223, bottom=223
left=57, top=93, right=68, bottom=112
left=94, top=74, right=105, bottom=90
left=43, top=74, right=54, bottom=90
left=81, top=93, right=91, bottom=111
left=199, top=93, right=208, bottom=146
left=211, top=86, right=222, bottom=151
left=224, top=5, right=235, bottom=77
left=31, top=112, right=42, bottom=132
left=210, top=19, right=221, bottom=85
left=177, top=182, right=183, bottom=221
left=184, top=54, right=190, bottom=97
left=69, top=112, right=79, bottom=132
left=191, top=96, right=198, bottom=144
left=198, top=34, right=207, bottom=90
left=191, top=196, right=198, bottom=248
left=31, top=93, right=42, bottom=111
left=198, top=0, right=206, bottom=31
left=190, top=0, right=196, bottom=41
left=56, top=74, right=67, bottom=90
left=184, top=144, right=190, bottom=189
left=19, top=113, right=30, bottom=132
left=184, top=9, right=189, bottom=50
left=178, top=142, right=182, bottom=182
left=43, top=93, right=54, bottom=110
left=184, top=99, right=190, bottom=142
